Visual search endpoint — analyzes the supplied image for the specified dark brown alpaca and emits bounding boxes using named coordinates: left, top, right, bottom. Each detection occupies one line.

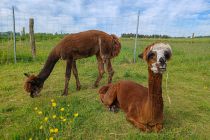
left=24, top=30, right=121, bottom=98
left=99, top=42, right=172, bottom=132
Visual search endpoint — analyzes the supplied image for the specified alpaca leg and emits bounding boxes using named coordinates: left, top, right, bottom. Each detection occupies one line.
left=126, top=114, right=149, bottom=132
left=62, top=59, right=73, bottom=96
left=106, top=59, right=114, bottom=84
left=94, top=55, right=105, bottom=87
left=72, top=60, right=81, bottom=91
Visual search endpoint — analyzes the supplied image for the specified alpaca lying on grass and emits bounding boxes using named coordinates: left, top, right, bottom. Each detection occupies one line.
left=24, top=30, right=121, bottom=98
left=99, top=42, right=172, bottom=132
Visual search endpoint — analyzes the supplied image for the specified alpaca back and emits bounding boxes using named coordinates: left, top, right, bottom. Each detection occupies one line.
left=54, top=30, right=121, bottom=60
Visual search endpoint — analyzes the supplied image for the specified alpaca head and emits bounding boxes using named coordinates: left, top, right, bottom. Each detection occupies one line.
left=139, top=42, right=172, bottom=74
left=24, top=73, right=43, bottom=98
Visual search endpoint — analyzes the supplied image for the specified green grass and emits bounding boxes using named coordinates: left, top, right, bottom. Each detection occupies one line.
left=0, top=37, right=210, bottom=139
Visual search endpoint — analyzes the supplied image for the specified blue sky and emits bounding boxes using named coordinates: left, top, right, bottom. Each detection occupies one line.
left=0, top=0, right=210, bottom=36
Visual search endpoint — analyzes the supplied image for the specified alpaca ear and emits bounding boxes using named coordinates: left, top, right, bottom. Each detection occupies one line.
left=24, top=73, right=30, bottom=77
left=138, top=53, right=143, bottom=59
left=98, top=85, right=110, bottom=94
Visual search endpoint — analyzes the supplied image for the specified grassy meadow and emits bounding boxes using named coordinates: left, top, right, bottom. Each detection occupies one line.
left=0, top=37, right=210, bottom=139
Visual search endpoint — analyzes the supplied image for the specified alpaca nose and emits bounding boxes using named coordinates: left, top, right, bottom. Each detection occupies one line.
left=159, top=57, right=166, bottom=65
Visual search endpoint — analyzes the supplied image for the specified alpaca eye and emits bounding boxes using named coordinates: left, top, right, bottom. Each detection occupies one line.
left=147, top=51, right=155, bottom=60
left=164, top=51, right=171, bottom=60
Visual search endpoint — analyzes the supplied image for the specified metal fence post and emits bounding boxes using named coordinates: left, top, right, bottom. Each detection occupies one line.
left=133, top=11, right=140, bottom=63
left=12, top=6, right=16, bottom=64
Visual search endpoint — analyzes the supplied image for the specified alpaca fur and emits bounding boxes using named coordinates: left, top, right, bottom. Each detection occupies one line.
left=99, top=42, right=172, bottom=132
left=24, top=30, right=121, bottom=98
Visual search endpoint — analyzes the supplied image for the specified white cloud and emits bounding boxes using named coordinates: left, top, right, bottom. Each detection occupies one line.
left=0, top=0, right=209, bottom=36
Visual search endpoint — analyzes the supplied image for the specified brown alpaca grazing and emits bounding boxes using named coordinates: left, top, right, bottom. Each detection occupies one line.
left=99, top=42, right=172, bottom=132
left=24, top=30, right=121, bottom=98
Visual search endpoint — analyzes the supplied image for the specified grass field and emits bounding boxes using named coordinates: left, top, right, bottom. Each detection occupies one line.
left=0, top=37, right=210, bottom=140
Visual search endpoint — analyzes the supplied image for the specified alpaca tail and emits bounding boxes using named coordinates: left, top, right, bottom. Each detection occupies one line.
left=110, top=34, right=121, bottom=57
left=98, top=34, right=121, bottom=63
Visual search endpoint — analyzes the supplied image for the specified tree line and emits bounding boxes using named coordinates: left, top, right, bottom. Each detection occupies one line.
left=121, top=33, right=171, bottom=38
left=0, top=32, right=65, bottom=41
left=1, top=32, right=209, bottom=41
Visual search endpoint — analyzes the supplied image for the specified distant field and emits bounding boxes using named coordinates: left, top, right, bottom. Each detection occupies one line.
left=0, top=37, right=210, bottom=139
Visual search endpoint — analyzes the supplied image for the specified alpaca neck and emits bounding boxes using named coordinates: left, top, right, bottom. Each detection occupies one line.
left=37, top=48, right=59, bottom=83
left=147, top=68, right=163, bottom=121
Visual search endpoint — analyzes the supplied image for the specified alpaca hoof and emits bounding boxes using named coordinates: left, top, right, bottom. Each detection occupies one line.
left=76, top=86, right=81, bottom=91
left=93, top=83, right=98, bottom=88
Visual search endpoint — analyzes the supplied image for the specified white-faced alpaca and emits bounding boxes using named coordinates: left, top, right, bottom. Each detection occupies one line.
left=99, top=42, right=172, bottom=132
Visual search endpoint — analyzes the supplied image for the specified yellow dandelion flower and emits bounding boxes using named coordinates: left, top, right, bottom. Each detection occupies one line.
left=49, top=137, right=53, bottom=140
left=34, top=107, right=38, bottom=111
left=38, top=111, right=43, bottom=115
left=63, top=118, right=66, bottom=122
left=44, top=117, right=48, bottom=122
left=54, top=128, right=58, bottom=133
left=52, top=102, right=56, bottom=107
left=50, top=128, right=54, bottom=133
left=73, top=113, right=79, bottom=117
left=60, top=116, right=64, bottom=120
left=39, top=125, right=43, bottom=129
left=51, top=99, right=55, bottom=102
left=52, top=115, right=56, bottom=119
left=29, top=138, right=32, bottom=140
left=60, top=108, right=64, bottom=112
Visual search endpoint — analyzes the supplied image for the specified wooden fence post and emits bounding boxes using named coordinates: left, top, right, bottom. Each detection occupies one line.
left=133, top=10, right=140, bottom=63
left=29, top=18, right=36, bottom=58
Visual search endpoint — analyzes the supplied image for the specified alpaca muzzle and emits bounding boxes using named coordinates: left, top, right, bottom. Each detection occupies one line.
left=30, top=90, right=41, bottom=98
left=151, top=62, right=167, bottom=74
left=158, top=57, right=167, bottom=73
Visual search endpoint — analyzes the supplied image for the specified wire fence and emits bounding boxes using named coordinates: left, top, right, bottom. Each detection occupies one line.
left=0, top=8, right=139, bottom=64
left=0, top=7, right=209, bottom=64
